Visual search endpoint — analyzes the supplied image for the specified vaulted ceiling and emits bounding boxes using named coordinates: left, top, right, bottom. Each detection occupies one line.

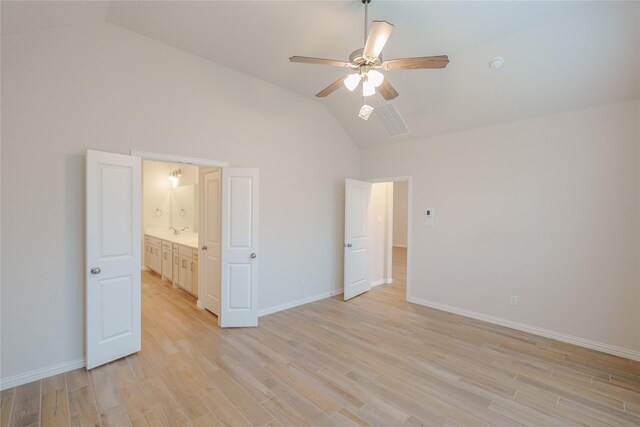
left=3, top=1, right=640, bottom=148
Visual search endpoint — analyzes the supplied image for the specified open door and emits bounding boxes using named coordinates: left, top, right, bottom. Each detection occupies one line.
left=344, top=179, right=372, bottom=300
left=86, top=150, right=141, bottom=369
left=220, top=168, right=259, bottom=327
left=202, top=169, right=221, bottom=315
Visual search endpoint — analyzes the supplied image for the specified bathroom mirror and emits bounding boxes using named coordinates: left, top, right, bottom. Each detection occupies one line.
left=170, top=184, right=198, bottom=232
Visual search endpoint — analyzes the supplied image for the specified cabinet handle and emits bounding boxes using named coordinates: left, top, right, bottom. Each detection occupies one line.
left=182, top=259, right=187, bottom=268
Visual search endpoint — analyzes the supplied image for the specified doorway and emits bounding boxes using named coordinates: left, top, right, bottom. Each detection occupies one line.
left=86, top=150, right=259, bottom=369
left=141, top=160, right=212, bottom=314
left=368, top=179, right=410, bottom=299
left=342, top=177, right=412, bottom=302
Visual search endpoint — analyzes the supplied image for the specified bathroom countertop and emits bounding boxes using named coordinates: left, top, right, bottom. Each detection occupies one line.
left=145, top=231, right=199, bottom=249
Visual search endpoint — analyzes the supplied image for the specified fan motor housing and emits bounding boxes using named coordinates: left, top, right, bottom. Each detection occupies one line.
left=348, top=48, right=383, bottom=68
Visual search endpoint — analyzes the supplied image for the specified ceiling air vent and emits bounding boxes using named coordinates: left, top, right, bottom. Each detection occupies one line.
left=373, top=103, right=410, bottom=137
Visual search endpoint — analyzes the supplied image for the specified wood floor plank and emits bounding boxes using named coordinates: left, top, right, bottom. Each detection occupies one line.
left=40, top=374, right=70, bottom=427
left=67, top=385, right=99, bottom=427
left=1, top=388, right=14, bottom=427
left=9, top=380, right=41, bottom=427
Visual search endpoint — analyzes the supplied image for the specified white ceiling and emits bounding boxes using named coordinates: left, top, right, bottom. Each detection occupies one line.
left=3, top=1, right=640, bottom=148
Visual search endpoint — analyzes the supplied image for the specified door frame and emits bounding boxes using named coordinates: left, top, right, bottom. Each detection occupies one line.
left=131, top=150, right=228, bottom=311
left=366, top=176, right=413, bottom=301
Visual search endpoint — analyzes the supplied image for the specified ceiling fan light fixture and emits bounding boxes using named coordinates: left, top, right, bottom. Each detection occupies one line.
left=367, top=70, right=384, bottom=87
left=344, top=73, right=361, bottom=91
left=362, top=80, right=376, bottom=97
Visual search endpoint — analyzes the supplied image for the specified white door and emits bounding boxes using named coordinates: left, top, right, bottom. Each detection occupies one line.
left=86, top=150, right=141, bottom=369
left=220, top=168, right=259, bottom=327
left=344, top=179, right=372, bottom=300
left=202, top=170, right=221, bottom=315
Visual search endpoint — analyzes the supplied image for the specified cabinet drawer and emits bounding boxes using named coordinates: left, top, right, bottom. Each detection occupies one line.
left=146, top=235, right=161, bottom=246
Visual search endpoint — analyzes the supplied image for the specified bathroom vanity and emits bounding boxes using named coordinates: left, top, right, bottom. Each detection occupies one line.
left=144, top=232, right=199, bottom=297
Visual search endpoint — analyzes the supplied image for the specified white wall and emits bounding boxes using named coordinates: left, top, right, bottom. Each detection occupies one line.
left=142, top=160, right=172, bottom=233
left=1, top=22, right=359, bottom=383
left=392, top=181, right=408, bottom=247
left=369, top=182, right=392, bottom=286
left=362, top=100, right=640, bottom=356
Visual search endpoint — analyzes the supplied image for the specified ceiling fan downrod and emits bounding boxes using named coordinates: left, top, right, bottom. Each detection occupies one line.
left=362, top=0, right=371, bottom=44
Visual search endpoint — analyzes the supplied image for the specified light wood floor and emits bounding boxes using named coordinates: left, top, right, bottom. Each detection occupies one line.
left=3, top=247, right=640, bottom=426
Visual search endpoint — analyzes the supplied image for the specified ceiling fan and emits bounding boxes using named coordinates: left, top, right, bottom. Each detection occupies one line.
left=289, top=0, right=449, bottom=114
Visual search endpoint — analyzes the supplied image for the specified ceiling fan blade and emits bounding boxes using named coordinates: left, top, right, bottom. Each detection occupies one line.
left=316, top=75, right=349, bottom=97
left=289, top=56, right=349, bottom=68
left=363, top=21, right=394, bottom=59
left=378, top=79, right=399, bottom=100
left=383, top=55, right=449, bottom=71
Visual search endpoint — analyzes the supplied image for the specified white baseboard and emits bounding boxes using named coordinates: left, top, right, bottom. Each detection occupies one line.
left=1, top=358, right=86, bottom=391
left=407, top=296, right=640, bottom=362
left=371, top=278, right=393, bottom=287
left=259, top=289, right=342, bottom=317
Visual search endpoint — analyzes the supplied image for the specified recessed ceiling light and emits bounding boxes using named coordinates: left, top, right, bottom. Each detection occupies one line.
left=489, top=57, right=505, bottom=70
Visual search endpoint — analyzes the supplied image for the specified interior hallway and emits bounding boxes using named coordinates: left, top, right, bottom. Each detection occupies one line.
left=3, top=257, right=640, bottom=426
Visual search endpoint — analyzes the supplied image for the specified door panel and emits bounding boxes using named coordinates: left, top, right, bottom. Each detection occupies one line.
left=344, top=179, right=372, bottom=300
left=220, top=168, right=259, bottom=327
left=86, top=150, right=141, bottom=369
left=203, top=170, right=221, bottom=315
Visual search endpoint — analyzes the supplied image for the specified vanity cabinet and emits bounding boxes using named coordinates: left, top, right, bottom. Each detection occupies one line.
left=145, top=234, right=198, bottom=298
left=144, top=236, right=162, bottom=274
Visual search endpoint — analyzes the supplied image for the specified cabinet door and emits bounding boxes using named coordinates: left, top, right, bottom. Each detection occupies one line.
left=153, top=245, right=162, bottom=274
left=178, top=254, right=189, bottom=290
left=162, top=247, right=172, bottom=281
left=172, top=249, right=179, bottom=285
left=190, top=258, right=198, bottom=296
left=148, top=246, right=155, bottom=272
left=144, top=244, right=151, bottom=269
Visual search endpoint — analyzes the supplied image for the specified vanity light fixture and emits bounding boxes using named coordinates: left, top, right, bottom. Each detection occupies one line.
left=168, top=169, right=182, bottom=188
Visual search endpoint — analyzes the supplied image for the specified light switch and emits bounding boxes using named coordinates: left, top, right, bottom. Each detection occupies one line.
left=425, top=208, right=434, bottom=227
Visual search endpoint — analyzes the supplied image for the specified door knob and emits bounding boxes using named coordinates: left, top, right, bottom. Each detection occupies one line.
left=250, top=253, right=257, bottom=259
left=202, top=246, right=208, bottom=250
left=90, top=267, right=101, bottom=275
left=345, top=243, right=352, bottom=248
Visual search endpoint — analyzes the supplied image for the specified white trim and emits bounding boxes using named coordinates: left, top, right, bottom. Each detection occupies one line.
left=1, top=358, right=86, bottom=391
left=371, top=278, right=393, bottom=287
left=366, top=176, right=413, bottom=300
left=131, top=150, right=228, bottom=168
left=258, top=289, right=342, bottom=317
left=407, top=296, right=640, bottom=362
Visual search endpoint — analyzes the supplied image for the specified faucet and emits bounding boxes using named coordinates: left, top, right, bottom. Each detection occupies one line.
left=169, top=227, right=179, bottom=235
left=181, top=226, right=190, bottom=232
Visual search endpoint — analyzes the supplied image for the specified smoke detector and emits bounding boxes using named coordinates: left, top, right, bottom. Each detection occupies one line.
left=489, top=57, right=505, bottom=70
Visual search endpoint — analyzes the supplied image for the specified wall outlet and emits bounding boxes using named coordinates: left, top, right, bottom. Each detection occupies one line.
left=510, top=295, right=518, bottom=306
